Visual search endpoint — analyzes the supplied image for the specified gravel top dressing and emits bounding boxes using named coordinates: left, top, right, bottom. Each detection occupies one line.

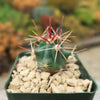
left=7, top=54, right=92, bottom=93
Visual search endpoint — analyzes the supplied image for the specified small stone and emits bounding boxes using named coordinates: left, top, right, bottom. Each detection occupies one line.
left=24, top=82, right=31, bottom=88
left=20, top=69, right=30, bottom=76
left=83, top=79, right=91, bottom=88
left=74, top=87, right=84, bottom=92
left=17, top=66, right=26, bottom=72
left=63, top=71, right=73, bottom=78
left=36, top=72, right=41, bottom=80
left=67, top=86, right=74, bottom=93
left=41, top=72, right=50, bottom=80
left=67, top=55, right=77, bottom=63
left=40, top=88, right=47, bottom=93
left=7, top=89, right=21, bottom=93
left=20, top=86, right=26, bottom=92
left=73, top=70, right=81, bottom=78
left=8, top=84, right=20, bottom=90
left=19, top=56, right=27, bottom=64
left=87, top=81, right=92, bottom=92
left=67, top=79, right=77, bottom=87
left=51, top=83, right=60, bottom=93
left=10, top=76, right=23, bottom=86
left=57, top=85, right=67, bottom=93
left=32, top=78, right=39, bottom=84
left=27, top=61, right=37, bottom=69
left=41, top=80, right=48, bottom=85
left=25, top=88, right=32, bottom=92
left=53, top=73, right=61, bottom=83
left=66, top=64, right=79, bottom=71
left=47, top=87, right=52, bottom=93
left=31, top=87, right=39, bottom=93
left=52, top=80, right=59, bottom=86
left=23, top=70, right=36, bottom=81
left=41, top=84, right=48, bottom=90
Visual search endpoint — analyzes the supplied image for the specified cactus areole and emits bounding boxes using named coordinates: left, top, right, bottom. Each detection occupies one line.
left=28, top=17, right=74, bottom=73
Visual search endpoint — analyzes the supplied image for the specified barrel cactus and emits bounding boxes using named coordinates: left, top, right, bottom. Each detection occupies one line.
left=28, top=17, right=74, bottom=73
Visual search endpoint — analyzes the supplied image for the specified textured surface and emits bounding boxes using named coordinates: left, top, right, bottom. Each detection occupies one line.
left=0, top=81, right=100, bottom=100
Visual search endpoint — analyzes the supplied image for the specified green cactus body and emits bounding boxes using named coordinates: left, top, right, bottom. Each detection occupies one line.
left=35, top=41, right=71, bottom=72
left=28, top=17, right=74, bottom=73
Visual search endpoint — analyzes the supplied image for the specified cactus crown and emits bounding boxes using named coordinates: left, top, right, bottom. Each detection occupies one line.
left=27, top=16, right=74, bottom=73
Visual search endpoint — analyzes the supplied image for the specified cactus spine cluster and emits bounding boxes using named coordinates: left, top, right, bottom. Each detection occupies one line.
left=29, top=17, right=74, bottom=73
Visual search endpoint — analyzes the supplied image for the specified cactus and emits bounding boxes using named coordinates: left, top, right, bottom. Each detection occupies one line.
left=27, top=17, right=74, bottom=73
